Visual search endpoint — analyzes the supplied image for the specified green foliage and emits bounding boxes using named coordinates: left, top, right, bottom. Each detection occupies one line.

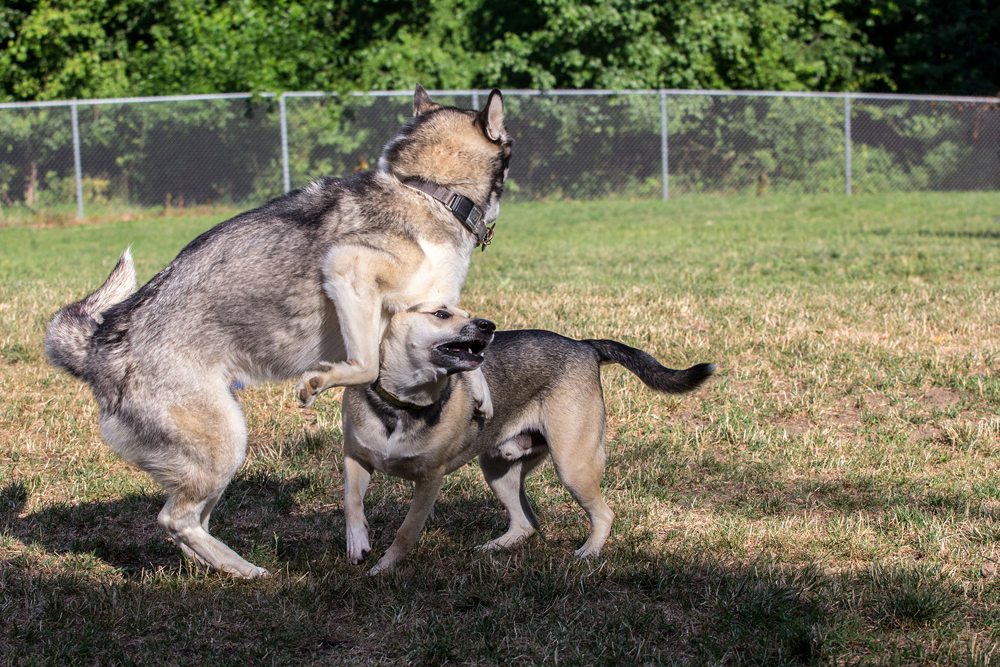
left=3, top=0, right=997, bottom=102
left=128, top=0, right=354, bottom=95
left=1, top=1, right=995, bottom=218
left=4, top=0, right=977, bottom=103
left=0, top=0, right=162, bottom=101
left=841, top=0, right=1000, bottom=96
left=0, top=97, right=287, bottom=214
left=478, top=0, right=871, bottom=92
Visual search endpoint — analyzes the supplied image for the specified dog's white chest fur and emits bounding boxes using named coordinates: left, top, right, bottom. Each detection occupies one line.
left=376, top=419, right=409, bottom=466
left=397, top=238, right=471, bottom=308
left=362, top=417, right=437, bottom=478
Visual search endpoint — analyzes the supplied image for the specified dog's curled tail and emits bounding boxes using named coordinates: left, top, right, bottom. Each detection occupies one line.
left=45, top=249, right=137, bottom=378
left=584, top=339, right=715, bottom=394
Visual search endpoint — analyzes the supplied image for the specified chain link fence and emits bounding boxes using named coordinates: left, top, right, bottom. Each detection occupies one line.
left=1, top=89, right=998, bottom=221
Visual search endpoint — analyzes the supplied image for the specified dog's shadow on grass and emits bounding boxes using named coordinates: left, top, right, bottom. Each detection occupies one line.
left=0, top=472, right=333, bottom=576
left=1, top=472, right=515, bottom=578
left=3, top=471, right=975, bottom=665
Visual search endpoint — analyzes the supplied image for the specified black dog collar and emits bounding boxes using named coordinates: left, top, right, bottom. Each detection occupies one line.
left=402, top=177, right=494, bottom=250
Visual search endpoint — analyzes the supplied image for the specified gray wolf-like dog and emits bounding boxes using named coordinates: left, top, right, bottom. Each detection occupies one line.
left=339, top=304, right=715, bottom=574
left=45, top=86, right=512, bottom=578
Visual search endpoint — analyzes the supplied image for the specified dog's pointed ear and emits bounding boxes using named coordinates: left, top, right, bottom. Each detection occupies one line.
left=477, top=89, right=505, bottom=141
left=413, top=84, right=441, bottom=117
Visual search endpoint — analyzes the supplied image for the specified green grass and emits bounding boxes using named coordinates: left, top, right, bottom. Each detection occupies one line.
left=2, top=191, right=1000, bottom=665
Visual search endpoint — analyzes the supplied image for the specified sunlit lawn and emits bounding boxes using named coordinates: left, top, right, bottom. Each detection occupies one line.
left=2, top=191, right=999, bottom=665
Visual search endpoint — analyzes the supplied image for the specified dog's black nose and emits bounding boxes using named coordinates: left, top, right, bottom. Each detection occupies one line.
left=473, top=318, right=496, bottom=333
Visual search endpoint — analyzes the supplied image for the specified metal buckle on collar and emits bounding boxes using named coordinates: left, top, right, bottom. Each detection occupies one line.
left=479, top=223, right=496, bottom=251
left=467, top=205, right=484, bottom=227
left=448, top=194, right=480, bottom=223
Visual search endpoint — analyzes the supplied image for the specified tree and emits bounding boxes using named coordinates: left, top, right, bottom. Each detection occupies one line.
left=2, top=0, right=997, bottom=101
left=839, top=0, right=1000, bottom=96
left=475, top=0, right=872, bottom=91
left=0, top=0, right=167, bottom=100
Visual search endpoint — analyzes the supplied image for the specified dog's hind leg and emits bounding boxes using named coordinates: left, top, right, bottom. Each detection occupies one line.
left=545, top=404, right=615, bottom=558
left=477, top=448, right=546, bottom=551
left=158, top=490, right=267, bottom=579
left=198, top=487, right=227, bottom=533
left=106, top=385, right=268, bottom=579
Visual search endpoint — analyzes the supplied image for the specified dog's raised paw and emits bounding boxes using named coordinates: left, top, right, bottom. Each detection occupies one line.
left=296, top=363, right=337, bottom=407
left=297, top=383, right=317, bottom=408
left=475, top=396, right=494, bottom=421
left=297, top=385, right=312, bottom=406
left=296, top=372, right=324, bottom=407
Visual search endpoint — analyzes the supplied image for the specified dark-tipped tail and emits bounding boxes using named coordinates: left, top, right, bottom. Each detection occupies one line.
left=45, top=249, right=136, bottom=378
left=584, top=339, right=715, bottom=394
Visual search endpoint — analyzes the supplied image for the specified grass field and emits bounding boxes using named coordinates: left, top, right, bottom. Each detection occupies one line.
left=2, top=192, right=999, bottom=665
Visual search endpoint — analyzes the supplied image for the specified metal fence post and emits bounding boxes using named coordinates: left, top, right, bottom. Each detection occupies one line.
left=660, top=90, right=669, bottom=201
left=71, top=103, right=84, bottom=219
left=844, top=95, right=852, bottom=195
left=280, top=94, right=291, bottom=194
left=471, top=91, right=479, bottom=110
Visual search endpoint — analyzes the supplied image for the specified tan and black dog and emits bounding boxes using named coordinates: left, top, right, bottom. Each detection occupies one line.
left=341, top=304, right=715, bottom=574
left=44, top=86, right=512, bottom=578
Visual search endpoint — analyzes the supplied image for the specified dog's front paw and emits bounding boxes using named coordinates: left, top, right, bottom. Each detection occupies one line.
left=573, top=544, right=602, bottom=559
left=475, top=540, right=504, bottom=553
left=474, top=393, right=494, bottom=421
left=468, top=368, right=493, bottom=420
left=346, top=529, right=371, bottom=565
left=367, top=557, right=395, bottom=576
left=296, top=363, right=334, bottom=408
left=476, top=526, right=535, bottom=552
left=366, top=547, right=406, bottom=575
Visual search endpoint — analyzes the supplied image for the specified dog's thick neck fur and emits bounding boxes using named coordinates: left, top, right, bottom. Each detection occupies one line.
left=374, top=353, right=451, bottom=409
left=377, top=85, right=511, bottom=231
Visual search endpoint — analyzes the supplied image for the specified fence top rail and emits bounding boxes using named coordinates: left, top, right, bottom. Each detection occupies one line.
left=2, top=88, right=998, bottom=110
left=0, top=92, right=273, bottom=110
left=484, top=89, right=1000, bottom=103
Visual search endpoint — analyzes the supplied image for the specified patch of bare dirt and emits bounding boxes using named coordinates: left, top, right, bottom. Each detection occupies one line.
left=908, top=426, right=943, bottom=443
left=830, top=408, right=860, bottom=426
left=861, top=393, right=890, bottom=410
left=774, top=418, right=811, bottom=436
left=920, top=387, right=962, bottom=410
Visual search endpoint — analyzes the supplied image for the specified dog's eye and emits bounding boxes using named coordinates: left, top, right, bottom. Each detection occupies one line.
left=433, top=310, right=452, bottom=320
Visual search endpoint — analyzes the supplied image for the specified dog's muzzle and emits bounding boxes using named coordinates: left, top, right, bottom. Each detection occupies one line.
left=436, top=318, right=495, bottom=368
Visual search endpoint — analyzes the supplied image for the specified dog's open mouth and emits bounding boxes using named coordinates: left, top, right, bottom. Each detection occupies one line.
left=437, top=338, right=488, bottom=365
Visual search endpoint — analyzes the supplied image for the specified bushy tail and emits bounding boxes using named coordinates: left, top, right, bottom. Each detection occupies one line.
left=584, top=339, right=715, bottom=394
left=45, top=249, right=136, bottom=378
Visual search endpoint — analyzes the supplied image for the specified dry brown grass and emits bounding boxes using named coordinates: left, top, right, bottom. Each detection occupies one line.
left=3, top=192, right=1000, bottom=665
